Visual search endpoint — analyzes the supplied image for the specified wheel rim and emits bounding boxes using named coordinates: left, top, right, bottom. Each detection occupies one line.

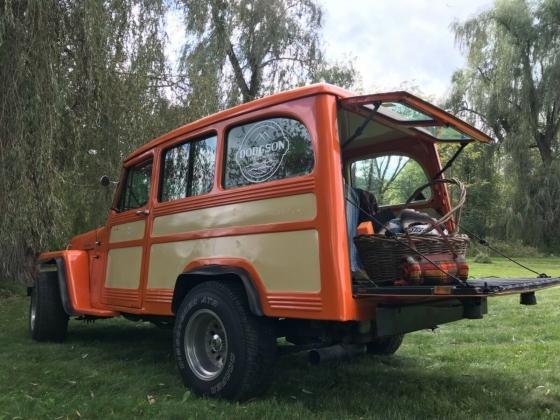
left=29, top=292, right=36, bottom=331
left=184, top=309, right=228, bottom=381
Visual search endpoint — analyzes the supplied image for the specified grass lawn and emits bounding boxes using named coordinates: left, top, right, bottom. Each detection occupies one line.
left=1, top=258, right=560, bottom=419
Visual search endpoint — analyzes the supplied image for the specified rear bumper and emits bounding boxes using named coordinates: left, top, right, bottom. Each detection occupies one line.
left=376, top=298, right=487, bottom=336
left=354, top=277, right=560, bottom=298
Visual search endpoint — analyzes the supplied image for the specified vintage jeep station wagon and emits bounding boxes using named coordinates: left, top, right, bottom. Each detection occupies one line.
left=30, top=84, right=560, bottom=400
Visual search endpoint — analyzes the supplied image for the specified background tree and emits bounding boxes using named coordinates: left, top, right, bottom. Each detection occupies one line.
left=0, top=0, right=182, bottom=284
left=448, top=0, right=560, bottom=249
left=0, top=0, right=356, bottom=286
left=176, top=0, right=356, bottom=108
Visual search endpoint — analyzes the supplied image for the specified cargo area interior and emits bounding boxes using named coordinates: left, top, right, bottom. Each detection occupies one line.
left=336, top=93, right=560, bottom=299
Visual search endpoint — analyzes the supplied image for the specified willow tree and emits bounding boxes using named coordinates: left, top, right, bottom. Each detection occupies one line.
left=177, top=0, right=355, bottom=110
left=448, top=0, right=560, bottom=248
left=0, top=0, right=179, bottom=284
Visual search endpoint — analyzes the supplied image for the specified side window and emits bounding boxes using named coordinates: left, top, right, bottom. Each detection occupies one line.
left=118, top=160, right=153, bottom=211
left=160, top=135, right=217, bottom=202
left=350, top=155, right=431, bottom=206
left=224, top=117, right=314, bottom=188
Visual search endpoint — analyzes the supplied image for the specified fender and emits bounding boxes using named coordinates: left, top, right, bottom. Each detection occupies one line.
left=36, top=250, right=117, bottom=318
left=171, top=264, right=264, bottom=316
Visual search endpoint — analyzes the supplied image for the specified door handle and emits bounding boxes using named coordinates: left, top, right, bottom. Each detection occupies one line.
left=135, top=209, right=150, bottom=216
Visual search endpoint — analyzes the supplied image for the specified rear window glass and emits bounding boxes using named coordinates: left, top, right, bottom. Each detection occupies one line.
left=160, top=135, right=216, bottom=201
left=416, top=126, right=471, bottom=141
left=223, top=117, right=314, bottom=188
left=375, top=102, right=431, bottom=122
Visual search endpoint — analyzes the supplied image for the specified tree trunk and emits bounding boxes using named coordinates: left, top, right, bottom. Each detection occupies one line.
left=535, top=132, right=553, bottom=167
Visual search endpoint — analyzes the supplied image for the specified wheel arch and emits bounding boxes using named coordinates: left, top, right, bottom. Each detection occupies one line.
left=171, top=265, right=264, bottom=316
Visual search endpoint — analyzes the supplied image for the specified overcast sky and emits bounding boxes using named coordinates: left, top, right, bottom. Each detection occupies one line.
left=166, top=1, right=494, bottom=101
left=320, top=0, right=493, bottom=99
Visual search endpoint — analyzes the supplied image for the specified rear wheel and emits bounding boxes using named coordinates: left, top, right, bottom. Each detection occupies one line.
left=173, top=281, right=276, bottom=401
left=366, top=334, right=404, bottom=355
left=29, top=274, right=69, bottom=342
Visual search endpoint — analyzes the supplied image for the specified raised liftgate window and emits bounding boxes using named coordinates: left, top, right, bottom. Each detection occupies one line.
left=338, top=91, right=494, bottom=144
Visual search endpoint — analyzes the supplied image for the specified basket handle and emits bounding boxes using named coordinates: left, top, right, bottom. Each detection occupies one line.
left=404, top=178, right=466, bottom=235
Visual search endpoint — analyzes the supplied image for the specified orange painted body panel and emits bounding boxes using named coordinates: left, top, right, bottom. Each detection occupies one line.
left=38, top=83, right=485, bottom=321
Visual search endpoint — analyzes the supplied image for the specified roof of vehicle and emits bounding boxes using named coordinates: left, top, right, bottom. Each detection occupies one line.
left=125, top=83, right=353, bottom=162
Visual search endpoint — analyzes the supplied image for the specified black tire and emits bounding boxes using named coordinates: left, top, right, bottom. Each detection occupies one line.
left=366, top=334, right=404, bottom=355
left=173, top=281, right=276, bottom=401
left=29, top=273, right=69, bottom=342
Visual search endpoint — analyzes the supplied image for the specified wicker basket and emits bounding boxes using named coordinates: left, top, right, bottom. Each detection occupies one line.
left=354, top=234, right=470, bottom=284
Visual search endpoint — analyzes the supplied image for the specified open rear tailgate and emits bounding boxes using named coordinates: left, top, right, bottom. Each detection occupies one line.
left=339, top=91, right=494, bottom=144
left=354, top=277, right=560, bottom=298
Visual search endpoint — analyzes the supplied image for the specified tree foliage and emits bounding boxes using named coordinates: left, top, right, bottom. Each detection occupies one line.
left=0, top=0, right=356, bottom=284
left=0, top=0, right=182, bottom=283
left=448, top=0, right=560, bottom=249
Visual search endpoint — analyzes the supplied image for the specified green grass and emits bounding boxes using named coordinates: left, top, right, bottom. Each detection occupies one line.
left=1, top=258, right=560, bottom=419
left=469, top=257, right=560, bottom=279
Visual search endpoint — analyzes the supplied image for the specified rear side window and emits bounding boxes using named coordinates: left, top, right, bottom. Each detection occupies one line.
left=223, top=117, right=314, bottom=188
left=160, top=135, right=217, bottom=202
left=118, top=160, right=153, bottom=211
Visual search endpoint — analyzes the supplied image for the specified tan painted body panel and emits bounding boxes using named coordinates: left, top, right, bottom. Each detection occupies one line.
left=147, top=230, right=321, bottom=292
left=109, top=220, right=145, bottom=243
left=105, top=247, right=143, bottom=289
left=152, top=193, right=317, bottom=236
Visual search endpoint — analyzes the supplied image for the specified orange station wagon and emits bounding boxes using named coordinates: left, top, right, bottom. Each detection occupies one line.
left=30, top=84, right=560, bottom=400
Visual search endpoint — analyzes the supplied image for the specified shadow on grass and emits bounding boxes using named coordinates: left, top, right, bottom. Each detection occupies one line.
left=65, top=319, right=174, bottom=364
left=269, top=353, right=559, bottom=418
left=61, top=319, right=559, bottom=418
left=67, top=320, right=172, bottom=346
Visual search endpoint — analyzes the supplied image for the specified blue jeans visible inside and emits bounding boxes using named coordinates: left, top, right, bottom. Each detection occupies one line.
left=346, top=186, right=362, bottom=272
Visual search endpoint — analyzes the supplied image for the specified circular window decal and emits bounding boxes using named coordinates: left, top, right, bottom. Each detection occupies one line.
left=235, top=120, right=291, bottom=183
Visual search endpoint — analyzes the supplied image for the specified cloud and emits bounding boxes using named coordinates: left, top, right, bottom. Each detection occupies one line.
left=319, top=0, right=493, bottom=99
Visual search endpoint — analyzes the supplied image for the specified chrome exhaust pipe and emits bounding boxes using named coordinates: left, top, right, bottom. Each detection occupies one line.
left=308, top=344, right=366, bottom=365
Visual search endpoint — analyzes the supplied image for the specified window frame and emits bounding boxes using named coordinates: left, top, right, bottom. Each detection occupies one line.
left=221, top=115, right=315, bottom=190
left=157, top=132, right=218, bottom=203
left=114, top=157, right=154, bottom=213
left=347, top=152, right=434, bottom=209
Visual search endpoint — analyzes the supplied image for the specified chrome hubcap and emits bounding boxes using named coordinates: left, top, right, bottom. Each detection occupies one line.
left=184, top=309, right=228, bottom=381
left=209, top=333, right=223, bottom=353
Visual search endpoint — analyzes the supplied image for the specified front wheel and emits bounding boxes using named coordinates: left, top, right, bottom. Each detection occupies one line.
left=29, top=274, right=69, bottom=342
left=173, top=281, right=276, bottom=401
